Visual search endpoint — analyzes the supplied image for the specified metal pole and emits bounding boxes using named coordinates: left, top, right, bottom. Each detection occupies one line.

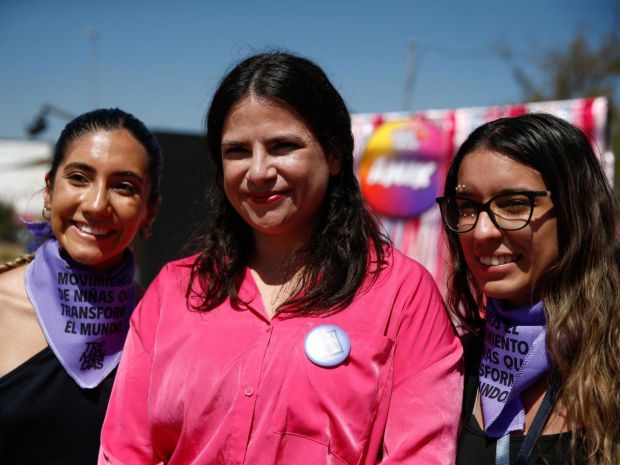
left=85, top=27, right=99, bottom=109
left=403, top=39, right=418, bottom=112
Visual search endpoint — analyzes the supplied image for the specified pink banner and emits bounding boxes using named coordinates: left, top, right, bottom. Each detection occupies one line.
left=352, top=97, right=612, bottom=293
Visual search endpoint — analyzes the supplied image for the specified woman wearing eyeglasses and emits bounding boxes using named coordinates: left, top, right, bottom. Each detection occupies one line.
left=436, top=113, right=620, bottom=465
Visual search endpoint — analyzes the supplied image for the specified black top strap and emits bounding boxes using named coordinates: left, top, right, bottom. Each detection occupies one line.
left=513, top=373, right=559, bottom=465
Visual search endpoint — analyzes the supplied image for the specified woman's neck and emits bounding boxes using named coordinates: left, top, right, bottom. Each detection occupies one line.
left=249, top=232, right=308, bottom=317
left=250, top=232, right=309, bottom=282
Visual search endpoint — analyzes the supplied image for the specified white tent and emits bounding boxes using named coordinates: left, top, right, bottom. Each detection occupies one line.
left=0, top=139, right=52, bottom=218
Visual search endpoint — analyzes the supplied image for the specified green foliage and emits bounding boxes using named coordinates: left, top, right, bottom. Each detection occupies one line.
left=510, top=31, right=620, bottom=103
left=497, top=10, right=620, bottom=195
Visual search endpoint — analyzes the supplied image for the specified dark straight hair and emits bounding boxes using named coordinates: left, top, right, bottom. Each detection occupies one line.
left=188, top=51, right=389, bottom=315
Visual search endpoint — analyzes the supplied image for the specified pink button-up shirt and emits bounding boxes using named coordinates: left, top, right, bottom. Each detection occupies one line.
left=100, top=248, right=463, bottom=465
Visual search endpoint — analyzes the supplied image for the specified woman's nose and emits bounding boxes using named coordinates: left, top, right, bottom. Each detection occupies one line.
left=247, top=150, right=276, bottom=185
left=472, top=210, right=503, bottom=240
left=82, top=182, right=111, bottom=216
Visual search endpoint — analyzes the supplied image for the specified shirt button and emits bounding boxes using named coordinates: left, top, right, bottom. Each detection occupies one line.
left=264, top=326, right=271, bottom=332
left=244, top=386, right=254, bottom=397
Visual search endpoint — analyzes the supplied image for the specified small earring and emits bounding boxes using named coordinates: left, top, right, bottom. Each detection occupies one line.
left=141, top=228, right=153, bottom=239
left=42, top=206, right=51, bottom=220
left=455, top=184, right=466, bottom=193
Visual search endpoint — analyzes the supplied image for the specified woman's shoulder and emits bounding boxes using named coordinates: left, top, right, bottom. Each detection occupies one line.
left=0, top=264, right=32, bottom=321
left=379, top=246, right=437, bottom=285
left=137, top=254, right=201, bottom=302
left=0, top=262, right=49, bottom=379
left=381, top=245, right=419, bottom=269
left=151, top=254, right=200, bottom=281
left=0, top=263, right=29, bottom=308
left=364, top=247, right=446, bottom=322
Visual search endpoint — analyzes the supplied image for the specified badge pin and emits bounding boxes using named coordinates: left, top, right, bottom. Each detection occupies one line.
left=304, top=324, right=351, bottom=367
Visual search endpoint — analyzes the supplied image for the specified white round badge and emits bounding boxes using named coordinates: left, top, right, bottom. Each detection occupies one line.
left=304, top=324, right=351, bottom=367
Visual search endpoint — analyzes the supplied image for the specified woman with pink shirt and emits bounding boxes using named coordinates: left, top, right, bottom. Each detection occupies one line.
left=100, top=51, right=463, bottom=465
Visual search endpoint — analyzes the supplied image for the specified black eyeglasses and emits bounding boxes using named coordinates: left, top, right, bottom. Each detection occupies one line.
left=436, top=191, right=552, bottom=233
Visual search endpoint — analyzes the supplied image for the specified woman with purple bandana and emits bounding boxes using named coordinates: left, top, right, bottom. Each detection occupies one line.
left=436, top=113, right=620, bottom=465
left=0, top=108, right=161, bottom=464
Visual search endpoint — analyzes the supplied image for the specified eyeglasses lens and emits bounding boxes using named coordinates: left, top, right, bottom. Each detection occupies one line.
left=443, top=193, right=533, bottom=232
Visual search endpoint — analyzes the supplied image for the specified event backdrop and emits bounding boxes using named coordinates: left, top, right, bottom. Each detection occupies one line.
left=352, top=97, right=612, bottom=293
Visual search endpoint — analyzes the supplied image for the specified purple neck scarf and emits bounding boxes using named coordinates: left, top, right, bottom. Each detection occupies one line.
left=23, top=219, right=54, bottom=252
left=24, top=239, right=136, bottom=388
left=479, top=298, right=552, bottom=438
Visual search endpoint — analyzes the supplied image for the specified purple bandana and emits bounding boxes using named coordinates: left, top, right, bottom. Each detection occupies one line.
left=479, top=298, right=552, bottom=438
left=24, top=239, right=136, bottom=388
left=23, top=220, right=54, bottom=252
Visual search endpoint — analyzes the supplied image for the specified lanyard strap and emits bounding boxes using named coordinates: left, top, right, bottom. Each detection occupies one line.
left=495, top=434, right=511, bottom=465
left=495, top=376, right=558, bottom=465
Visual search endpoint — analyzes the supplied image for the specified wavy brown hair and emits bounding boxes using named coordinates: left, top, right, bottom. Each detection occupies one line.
left=441, top=113, right=620, bottom=465
left=187, top=51, right=389, bottom=315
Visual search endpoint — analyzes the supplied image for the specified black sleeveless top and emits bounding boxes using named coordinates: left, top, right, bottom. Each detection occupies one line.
left=456, top=333, right=584, bottom=465
left=0, top=346, right=115, bottom=464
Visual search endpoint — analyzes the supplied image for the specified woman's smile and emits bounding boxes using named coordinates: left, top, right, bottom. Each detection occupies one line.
left=68, top=221, right=117, bottom=242
left=246, top=191, right=288, bottom=205
left=477, top=254, right=520, bottom=267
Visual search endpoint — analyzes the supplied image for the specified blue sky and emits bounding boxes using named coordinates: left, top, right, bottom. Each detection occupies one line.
left=1, top=0, right=616, bottom=142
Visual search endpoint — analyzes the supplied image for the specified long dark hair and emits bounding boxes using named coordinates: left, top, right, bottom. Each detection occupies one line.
left=49, top=108, right=162, bottom=205
left=441, top=113, right=620, bottom=465
left=188, top=51, right=389, bottom=315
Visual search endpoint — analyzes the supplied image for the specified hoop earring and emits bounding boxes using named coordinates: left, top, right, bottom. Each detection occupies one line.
left=42, top=206, right=51, bottom=220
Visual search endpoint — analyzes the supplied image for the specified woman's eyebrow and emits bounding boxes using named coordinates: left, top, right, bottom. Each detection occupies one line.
left=63, top=162, right=144, bottom=182
left=63, top=162, right=95, bottom=174
left=113, top=171, right=144, bottom=182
